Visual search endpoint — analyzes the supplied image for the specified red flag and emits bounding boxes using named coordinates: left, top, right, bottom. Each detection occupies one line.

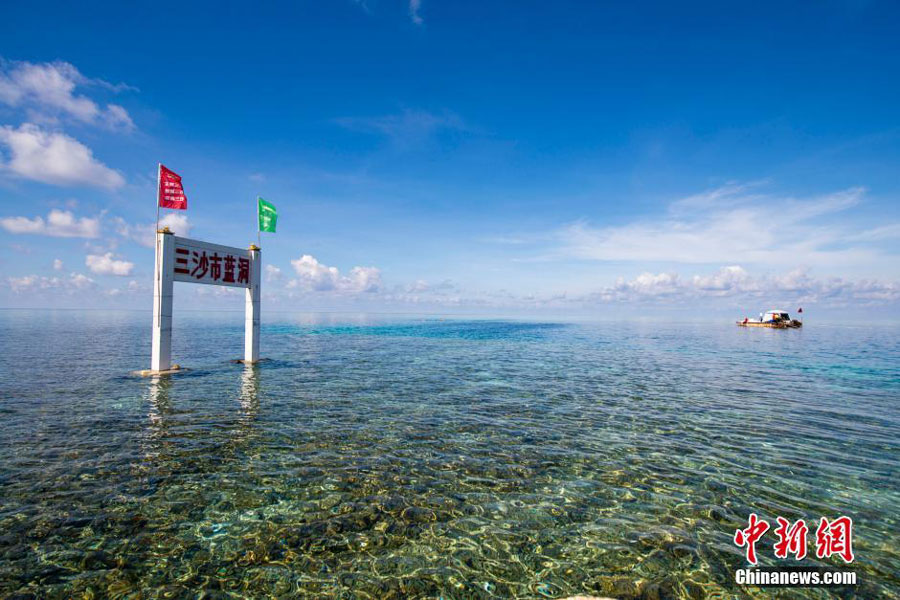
left=158, top=164, right=187, bottom=210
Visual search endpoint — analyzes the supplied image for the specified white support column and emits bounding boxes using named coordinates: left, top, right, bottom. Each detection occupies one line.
left=151, top=229, right=175, bottom=371
left=244, top=245, right=261, bottom=363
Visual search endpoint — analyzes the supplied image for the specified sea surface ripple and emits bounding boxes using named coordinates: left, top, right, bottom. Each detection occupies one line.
left=0, top=310, right=898, bottom=599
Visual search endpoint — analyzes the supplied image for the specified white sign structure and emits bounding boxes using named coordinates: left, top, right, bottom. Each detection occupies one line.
left=151, top=229, right=261, bottom=372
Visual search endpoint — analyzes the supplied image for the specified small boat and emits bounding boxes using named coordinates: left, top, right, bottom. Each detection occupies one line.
left=737, top=309, right=803, bottom=328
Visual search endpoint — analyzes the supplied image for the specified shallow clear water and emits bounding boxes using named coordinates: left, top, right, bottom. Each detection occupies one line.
left=0, top=310, right=898, bottom=599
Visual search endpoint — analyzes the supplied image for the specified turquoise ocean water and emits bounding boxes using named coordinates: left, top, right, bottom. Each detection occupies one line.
left=0, top=310, right=898, bottom=599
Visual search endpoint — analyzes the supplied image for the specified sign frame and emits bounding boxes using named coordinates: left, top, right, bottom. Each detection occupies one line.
left=150, top=229, right=260, bottom=373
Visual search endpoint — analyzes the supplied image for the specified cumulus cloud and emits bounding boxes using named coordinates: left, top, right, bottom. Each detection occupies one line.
left=288, top=254, right=382, bottom=293
left=104, top=279, right=146, bottom=297
left=616, top=271, right=681, bottom=297
left=0, top=124, right=125, bottom=188
left=347, top=266, right=382, bottom=292
left=265, top=264, right=282, bottom=281
left=691, top=265, right=759, bottom=295
left=365, top=267, right=897, bottom=311
left=158, top=213, right=192, bottom=238
left=85, top=252, right=134, bottom=276
left=586, top=265, right=899, bottom=306
left=7, top=271, right=95, bottom=293
left=0, top=60, right=134, bottom=130
left=69, top=272, right=95, bottom=288
left=558, top=185, right=896, bottom=271
left=114, top=213, right=192, bottom=248
left=406, top=279, right=429, bottom=293
left=289, top=255, right=340, bottom=291
left=368, top=267, right=899, bottom=310
left=0, top=209, right=100, bottom=237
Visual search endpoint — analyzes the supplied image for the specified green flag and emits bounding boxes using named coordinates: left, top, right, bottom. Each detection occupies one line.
left=258, top=197, right=277, bottom=233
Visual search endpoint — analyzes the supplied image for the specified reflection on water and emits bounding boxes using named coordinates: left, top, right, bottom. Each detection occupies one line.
left=0, top=311, right=898, bottom=599
left=239, top=364, right=260, bottom=422
left=144, top=375, right=173, bottom=469
left=147, top=375, right=173, bottom=430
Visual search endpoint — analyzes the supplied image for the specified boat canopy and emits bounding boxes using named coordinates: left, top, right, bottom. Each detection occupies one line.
left=763, top=310, right=791, bottom=321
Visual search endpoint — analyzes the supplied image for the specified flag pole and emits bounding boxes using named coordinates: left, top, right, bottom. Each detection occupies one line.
left=154, top=163, right=162, bottom=331
left=256, top=196, right=261, bottom=248
left=155, top=163, right=161, bottom=232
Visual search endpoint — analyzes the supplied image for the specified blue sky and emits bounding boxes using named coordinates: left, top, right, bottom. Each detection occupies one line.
left=1, top=0, right=898, bottom=316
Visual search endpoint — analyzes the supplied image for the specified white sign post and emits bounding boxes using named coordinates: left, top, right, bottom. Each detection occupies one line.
left=146, top=227, right=261, bottom=374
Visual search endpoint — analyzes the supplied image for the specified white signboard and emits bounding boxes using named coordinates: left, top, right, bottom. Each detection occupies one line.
left=149, top=231, right=261, bottom=373
left=172, top=235, right=252, bottom=288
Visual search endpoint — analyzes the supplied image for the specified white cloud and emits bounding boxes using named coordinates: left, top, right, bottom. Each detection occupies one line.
left=86, top=252, right=134, bottom=276
left=0, top=209, right=100, bottom=237
left=114, top=213, right=192, bottom=248
left=53, top=258, right=63, bottom=271
left=289, top=255, right=341, bottom=291
left=585, top=265, right=899, bottom=306
left=359, top=266, right=898, bottom=310
left=409, top=0, right=423, bottom=25
left=158, top=212, right=191, bottom=233
left=406, top=279, right=429, bottom=293
left=104, top=279, right=145, bottom=297
left=265, top=264, right=282, bottom=281
left=0, top=60, right=134, bottom=131
left=347, top=266, right=382, bottom=292
left=7, top=271, right=95, bottom=293
left=691, top=265, right=759, bottom=295
left=0, top=124, right=125, bottom=188
left=617, top=271, right=681, bottom=297
left=558, top=186, right=893, bottom=270
left=102, top=104, right=134, bottom=131
left=69, top=273, right=94, bottom=289
left=368, top=267, right=897, bottom=311
left=288, top=254, right=382, bottom=293
left=69, top=272, right=94, bottom=288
